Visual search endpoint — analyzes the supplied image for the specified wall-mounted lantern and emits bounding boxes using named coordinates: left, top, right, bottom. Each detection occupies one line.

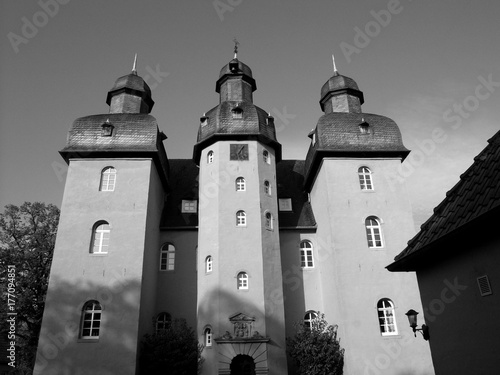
left=405, top=309, right=430, bottom=341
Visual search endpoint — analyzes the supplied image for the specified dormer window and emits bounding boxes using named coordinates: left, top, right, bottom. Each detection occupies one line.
left=232, top=107, right=243, bottom=119
left=229, top=61, right=239, bottom=73
left=200, top=115, right=209, bottom=127
left=359, top=119, right=370, bottom=134
left=266, top=114, right=274, bottom=126
left=101, top=120, right=114, bottom=137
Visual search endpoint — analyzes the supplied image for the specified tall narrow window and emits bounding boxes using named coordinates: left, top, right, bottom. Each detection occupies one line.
left=265, top=212, right=273, bottom=230
left=263, top=150, right=270, bottom=164
left=91, top=221, right=110, bottom=254
left=160, top=243, right=175, bottom=271
left=156, top=312, right=171, bottom=333
left=236, top=177, right=246, bottom=191
left=377, top=299, right=398, bottom=336
left=365, top=217, right=383, bottom=248
left=358, top=167, right=373, bottom=190
left=207, top=151, right=214, bottom=164
left=80, top=301, right=102, bottom=339
left=300, top=240, right=314, bottom=268
left=264, top=180, right=271, bottom=196
left=236, top=211, right=247, bottom=227
left=100, top=167, right=116, bottom=191
left=204, top=327, right=213, bottom=347
left=304, top=311, right=318, bottom=329
left=206, top=256, right=213, bottom=273
left=237, top=272, right=249, bottom=290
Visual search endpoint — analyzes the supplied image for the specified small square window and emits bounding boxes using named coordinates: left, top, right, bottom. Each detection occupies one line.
left=182, top=200, right=197, bottom=213
left=279, top=198, right=292, bottom=211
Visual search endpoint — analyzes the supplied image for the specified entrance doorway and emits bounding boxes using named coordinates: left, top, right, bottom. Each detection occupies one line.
left=230, top=354, right=256, bottom=375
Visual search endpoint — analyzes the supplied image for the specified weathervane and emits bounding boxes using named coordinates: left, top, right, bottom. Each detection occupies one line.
left=332, top=53, right=338, bottom=76
left=233, top=38, right=239, bottom=59
left=132, top=53, right=138, bottom=75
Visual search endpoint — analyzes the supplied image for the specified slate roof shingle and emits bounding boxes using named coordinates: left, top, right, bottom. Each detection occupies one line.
left=389, top=130, right=500, bottom=270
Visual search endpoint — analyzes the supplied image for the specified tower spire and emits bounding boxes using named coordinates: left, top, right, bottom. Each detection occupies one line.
left=233, top=38, right=239, bottom=59
left=332, top=54, right=339, bottom=76
left=132, top=53, right=138, bottom=75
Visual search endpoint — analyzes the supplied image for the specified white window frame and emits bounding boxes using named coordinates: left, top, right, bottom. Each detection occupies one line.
left=236, top=177, right=246, bottom=192
left=278, top=198, right=292, bottom=211
left=80, top=301, right=102, bottom=339
left=100, top=167, right=116, bottom=192
left=304, top=311, right=318, bottom=329
left=182, top=200, right=198, bottom=213
left=365, top=217, right=383, bottom=248
left=160, top=243, right=175, bottom=271
left=265, top=211, right=273, bottom=230
left=237, top=272, right=249, bottom=290
left=377, top=299, right=398, bottom=336
left=205, top=256, right=213, bottom=273
left=207, top=151, right=214, bottom=164
left=236, top=211, right=247, bottom=227
left=91, top=222, right=110, bottom=254
left=358, top=166, right=374, bottom=190
left=300, top=240, right=314, bottom=268
left=264, top=180, right=271, bottom=196
left=263, top=150, right=270, bottom=164
left=156, top=312, right=171, bottom=333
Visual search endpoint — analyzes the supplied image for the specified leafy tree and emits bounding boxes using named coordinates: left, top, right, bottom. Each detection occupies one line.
left=287, top=313, right=344, bottom=375
left=0, top=202, right=60, bottom=374
left=139, top=317, right=204, bottom=375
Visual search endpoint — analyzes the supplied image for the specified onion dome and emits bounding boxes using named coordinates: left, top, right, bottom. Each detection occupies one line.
left=319, top=72, right=364, bottom=113
left=193, top=58, right=281, bottom=164
left=106, top=71, right=154, bottom=114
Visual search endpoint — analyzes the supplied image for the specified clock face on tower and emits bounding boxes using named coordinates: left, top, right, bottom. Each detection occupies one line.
left=230, top=144, right=249, bottom=160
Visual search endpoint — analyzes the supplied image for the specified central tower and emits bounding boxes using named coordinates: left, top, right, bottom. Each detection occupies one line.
left=193, top=55, right=287, bottom=374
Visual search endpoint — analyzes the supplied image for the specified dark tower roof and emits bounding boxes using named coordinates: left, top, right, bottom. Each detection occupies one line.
left=304, top=71, right=409, bottom=191
left=106, top=72, right=155, bottom=113
left=319, top=73, right=364, bottom=111
left=193, top=58, right=281, bottom=164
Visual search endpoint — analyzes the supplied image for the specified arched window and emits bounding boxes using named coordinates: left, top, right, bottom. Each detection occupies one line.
left=237, top=272, right=249, bottom=290
left=377, top=299, right=398, bottom=336
left=207, top=151, right=214, bottom=164
left=204, top=327, right=213, bottom=347
left=100, top=167, right=116, bottom=191
left=90, top=221, right=110, bottom=254
left=236, top=211, right=247, bottom=227
left=263, top=150, right=270, bottom=164
left=80, top=300, right=102, bottom=338
left=236, top=177, right=246, bottom=191
left=156, top=312, right=171, bottom=333
left=265, top=212, right=273, bottom=230
left=264, top=180, right=271, bottom=196
left=365, top=217, right=383, bottom=248
left=205, top=256, right=213, bottom=273
left=358, top=167, right=373, bottom=190
left=160, top=243, right=175, bottom=271
left=304, top=311, right=318, bottom=329
left=300, top=240, right=314, bottom=268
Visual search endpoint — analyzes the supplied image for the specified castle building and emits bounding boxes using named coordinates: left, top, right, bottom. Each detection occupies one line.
left=34, top=54, right=434, bottom=375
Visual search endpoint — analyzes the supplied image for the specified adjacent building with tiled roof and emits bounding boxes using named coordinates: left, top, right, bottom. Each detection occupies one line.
left=34, top=56, right=434, bottom=375
left=388, top=130, right=500, bottom=375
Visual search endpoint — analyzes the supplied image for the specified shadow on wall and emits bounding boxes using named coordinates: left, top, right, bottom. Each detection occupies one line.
left=197, top=287, right=289, bottom=373
left=33, top=278, right=146, bottom=375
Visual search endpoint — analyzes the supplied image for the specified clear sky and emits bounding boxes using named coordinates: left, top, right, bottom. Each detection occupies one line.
left=1, top=0, right=499, bottom=228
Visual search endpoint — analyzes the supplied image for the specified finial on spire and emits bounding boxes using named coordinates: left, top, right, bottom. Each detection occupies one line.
left=132, top=53, right=138, bottom=75
left=332, top=54, right=339, bottom=76
left=233, top=38, right=240, bottom=59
